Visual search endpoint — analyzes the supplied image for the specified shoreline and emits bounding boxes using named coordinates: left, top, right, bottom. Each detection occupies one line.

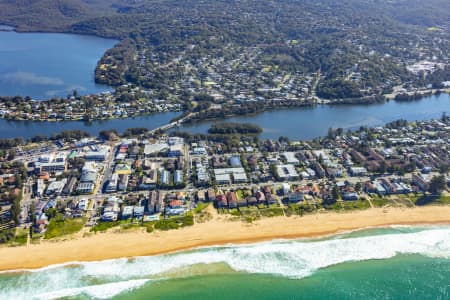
left=1, top=89, right=447, bottom=124
left=1, top=206, right=450, bottom=272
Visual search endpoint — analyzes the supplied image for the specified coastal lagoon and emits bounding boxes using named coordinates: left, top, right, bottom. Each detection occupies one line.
left=176, top=93, right=450, bottom=140
left=0, top=93, right=447, bottom=140
left=1, top=226, right=449, bottom=299
left=0, top=31, right=117, bottom=99
left=0, top=112, right=179, bottom=139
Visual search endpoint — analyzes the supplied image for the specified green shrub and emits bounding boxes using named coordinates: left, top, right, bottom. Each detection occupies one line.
left=91, top=221, right=120, bottom=232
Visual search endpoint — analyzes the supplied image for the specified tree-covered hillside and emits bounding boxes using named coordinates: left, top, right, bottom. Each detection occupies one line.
left=0, top=0, right=449, bottom=99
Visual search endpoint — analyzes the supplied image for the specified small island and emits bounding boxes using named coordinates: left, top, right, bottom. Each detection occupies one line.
left=208, top=123, right=263, bottom=135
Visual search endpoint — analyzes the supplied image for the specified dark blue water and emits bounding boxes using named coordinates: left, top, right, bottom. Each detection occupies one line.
left=0, top=94, right=448, bottom=140
left=176, top=94, right=450, bottom=139
left=0, top=113, right=179, bottom=139
left=0, top=31, right=117, bottom=99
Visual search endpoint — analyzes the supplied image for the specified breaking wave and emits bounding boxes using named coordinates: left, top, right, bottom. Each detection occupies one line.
left=1, top=226, right=450, bottom=299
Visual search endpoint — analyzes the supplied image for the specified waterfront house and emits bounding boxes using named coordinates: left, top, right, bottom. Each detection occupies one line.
left=197, top=190, right=206, bottom=202
left=255, top=191, right=266, bottom=203
left=148, top=190, right=164, bottom=214
left=122, top=206, right=134, bottom=220
left=134, top=206, right=145, bottom=219
left=247, top=196, right=258, bottom=206
left=237, top=197, right=247, bottom=207
left=227, top=192, right=238, bottom=208
left=216, top=194, right=227, bottom=208
left=169, top=200, right=183, bottom=209
left=207, top=189, right=216, bottom=202
left=412, top=173, right=430, bottom=192
left=288, top=191, right=304, bottom=203
left=342, top=191, right=358, bottom=201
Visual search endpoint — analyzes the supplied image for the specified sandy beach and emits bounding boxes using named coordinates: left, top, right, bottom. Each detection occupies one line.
left=1, top=206, right=450, bottom=272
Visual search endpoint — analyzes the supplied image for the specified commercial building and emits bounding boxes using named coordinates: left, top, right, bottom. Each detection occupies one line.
left=105, top=174, right=118, bottom=193
left=214, top=168, right=248, bottom=184
left=174, top=170, right=184, bottom=185
left=85, top=147, right=109, bottom=161
left=283, top=152, right=299, bottom=164
left=276, top=164, right=299, bottom=180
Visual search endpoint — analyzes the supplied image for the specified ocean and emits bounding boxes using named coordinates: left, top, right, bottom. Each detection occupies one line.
left=1, top=226, right=449, bottom=300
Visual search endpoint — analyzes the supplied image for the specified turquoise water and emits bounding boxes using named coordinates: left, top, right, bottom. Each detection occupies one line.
left=0, top=226, right=449, bottom=299
left=0, top=31, right=116, bottom=99
left=117, top=256, right=450, bottom=300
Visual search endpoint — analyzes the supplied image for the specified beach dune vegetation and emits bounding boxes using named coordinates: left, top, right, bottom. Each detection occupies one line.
left=45, top=215, right=86, bottom=239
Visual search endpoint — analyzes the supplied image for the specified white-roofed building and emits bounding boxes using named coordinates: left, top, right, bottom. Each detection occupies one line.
left=276, top=164, right=299, bottom=180
left=144, top=143, right=169, bottom=157
left=46, top=179, right=67, bottom=195
left=85, top=147, right=109, bottom=161
left=214, top=168, right=248, bottom=184
left=283, top=152, right=299, bottom=164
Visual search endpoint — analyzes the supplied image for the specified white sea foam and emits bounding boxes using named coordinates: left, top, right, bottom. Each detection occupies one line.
left=1, top=227, right=450, bottom=300
left=35, top=279, right=149, bottom=299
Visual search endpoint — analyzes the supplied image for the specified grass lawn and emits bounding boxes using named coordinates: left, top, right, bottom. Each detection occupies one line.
left=45, top=217, right=86, bottom=239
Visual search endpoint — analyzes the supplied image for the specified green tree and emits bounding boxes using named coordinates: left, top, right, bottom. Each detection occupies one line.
left=439, top=164, right=449, bottom=175
left=7, top=149, right=15, bottom=160
left=332, top=186, right=341, bottom=200
left=429, top=175, right=446, bottom=195
left=327, top=127, right=334, bottom=139
left=11, top=197, right=21, bottom=225
left=30, top=202, right=36, bottom=224
left=46, top=208, right=58, bottom=220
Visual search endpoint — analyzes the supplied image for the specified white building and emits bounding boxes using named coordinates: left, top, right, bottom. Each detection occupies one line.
left=214, top=168, right=248, bottom=184
left=283, top=152, right=299, bottom=164
left=276, top=164, right=299, bottom=180
left=85, top=147, right=109, bottom=161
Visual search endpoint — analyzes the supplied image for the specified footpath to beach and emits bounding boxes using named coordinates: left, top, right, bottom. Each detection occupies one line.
left=1, top=206, right=450, bottom=271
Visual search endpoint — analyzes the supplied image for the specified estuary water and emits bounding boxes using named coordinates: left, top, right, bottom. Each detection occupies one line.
left=0, top=112, right=179, bottom=139
left=0, top=226, right=449, bottom=299
left=0, top=31, right=116, bottom=99
left=0, top=93, right=448, bottom=140
left=176, top=93, right=450, bottom=139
